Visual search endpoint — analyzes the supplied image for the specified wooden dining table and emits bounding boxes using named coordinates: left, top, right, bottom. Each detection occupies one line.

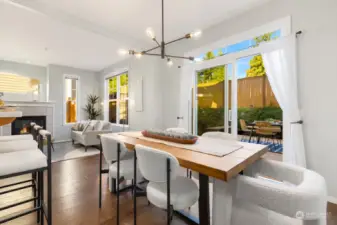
left=100, top=132, right=268, bottom=225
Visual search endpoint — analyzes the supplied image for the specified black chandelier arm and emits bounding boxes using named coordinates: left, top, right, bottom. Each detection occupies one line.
left=153, top=38, right=161, bottom=47
left=164, top=35, right=190, bottom=46
left=166, top=54, right=194, bottom=61
left=142, top=52, right=194, bottom=61
left=142, top=45, right=161, bottom=54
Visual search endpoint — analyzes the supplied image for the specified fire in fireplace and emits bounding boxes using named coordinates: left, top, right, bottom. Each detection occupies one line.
left=11, top=116, right=46, bottom=135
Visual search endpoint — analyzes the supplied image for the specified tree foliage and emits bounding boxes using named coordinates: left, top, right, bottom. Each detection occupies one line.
left=109, top=73, right=128, bottom=94
left=246, top=55, right=266, bottom=77
left=197, top=51, right=225, bottom=84
left=246, top=32, right=273, bottom=77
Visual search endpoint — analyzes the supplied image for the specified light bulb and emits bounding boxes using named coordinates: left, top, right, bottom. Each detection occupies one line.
left=167, top=58, right=173, bottom=66
left=194, top=57, right=202, bottom=62
left=190, top=30, right=202, bottom=39
left=135, top=52, right=142, bottom=59
left=118, top=49, right=129, bottom=55
left=146, top=27, right=156, bottom=39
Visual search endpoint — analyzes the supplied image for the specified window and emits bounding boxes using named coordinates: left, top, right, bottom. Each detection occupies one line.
left=195, top=30, right=281, bottom=61
left=64, top=75, right=79, bottom=124
left=106, top=72, right=129, bottom=125
left=192, top=30, right=283, bottom=152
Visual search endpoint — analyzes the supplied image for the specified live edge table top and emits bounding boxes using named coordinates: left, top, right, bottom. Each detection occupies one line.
left=101, top=133, right=268, bottom=182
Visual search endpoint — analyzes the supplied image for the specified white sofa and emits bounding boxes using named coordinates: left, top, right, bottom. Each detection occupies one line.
left=71, top=120, right=114, bottom=151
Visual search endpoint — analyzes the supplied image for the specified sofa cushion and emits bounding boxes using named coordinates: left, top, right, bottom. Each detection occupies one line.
left=102, top=122, right=111, bottom=130
left=94, top=121, right=104, bottom=131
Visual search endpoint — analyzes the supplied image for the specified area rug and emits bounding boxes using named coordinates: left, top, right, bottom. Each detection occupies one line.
left=46, top=142, right=100, bottom=163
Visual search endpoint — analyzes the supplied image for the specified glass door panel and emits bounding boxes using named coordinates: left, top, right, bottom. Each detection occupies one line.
left=195, top=64, right=233, bottom=136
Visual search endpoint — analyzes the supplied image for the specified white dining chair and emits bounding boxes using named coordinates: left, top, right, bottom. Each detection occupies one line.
left=231, top=159, right=327, bottom=225
left=100, top=134, right=141, bottom=194
left=135, top=144, right=199, bottom=224
left=166, top=127, right=191, bottom=178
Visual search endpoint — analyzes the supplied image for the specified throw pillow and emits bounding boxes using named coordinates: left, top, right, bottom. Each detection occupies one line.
left=71, top=123, right=79, bottom=131
left=94, top=121, right=104, bottom=131
left=82, top=121, right=91, bottom=133
left=102, top=122, right=111, bottom=130
left=78, top=123, right=85, bottom=131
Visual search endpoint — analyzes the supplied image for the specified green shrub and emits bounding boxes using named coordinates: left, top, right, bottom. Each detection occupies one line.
left=197, top=107, right=282, bottom=134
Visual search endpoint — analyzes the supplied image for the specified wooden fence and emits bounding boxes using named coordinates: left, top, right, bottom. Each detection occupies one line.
left=198, top=76, right=279, bottom=108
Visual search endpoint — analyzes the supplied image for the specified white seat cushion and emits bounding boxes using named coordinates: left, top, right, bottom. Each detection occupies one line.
left=0, top=140, right=38, bottom=153
left=0, top=149, right=47, bottom=177
left=147, top=176, right=199, bottom=210
left=109, top=158, right=141, bottom=180
left=0, top=134, right=33, bottom=142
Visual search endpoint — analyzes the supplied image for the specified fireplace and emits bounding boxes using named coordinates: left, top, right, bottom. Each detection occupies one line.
left=11, top=116, right=46, bottom=135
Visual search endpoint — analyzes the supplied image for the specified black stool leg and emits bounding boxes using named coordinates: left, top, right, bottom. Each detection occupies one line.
left=40, top=171, right=44, bottom=225
left=47, top=134, right=52, bottom=225
left=37, top=171, right=40, bottom=223
left=32, top=172, right=37, bottom=208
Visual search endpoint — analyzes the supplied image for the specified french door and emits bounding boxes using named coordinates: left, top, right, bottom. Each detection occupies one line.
left=192, top=61, right=237, bottom=137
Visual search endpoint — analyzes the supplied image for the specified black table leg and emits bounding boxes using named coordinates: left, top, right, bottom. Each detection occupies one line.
left=117, top=143, right=120, bottom=225
left=133, top=150, right=137, bottom=225
left=99, top=140, right=102, bottom=208
left=198, top=173, right=210, bottom=225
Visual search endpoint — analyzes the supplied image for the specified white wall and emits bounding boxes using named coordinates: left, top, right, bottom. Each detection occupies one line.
left=96, top=0, right=337, bottom=199
left=0, top=60, right=47, bottom=101
left=162, top=0, right=337, bottom=199
left=48, top=64, right=99, bottom=141
left=99, top=57, right=169, bottom=131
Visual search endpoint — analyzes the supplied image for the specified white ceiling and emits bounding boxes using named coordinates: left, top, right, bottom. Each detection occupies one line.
left=0, top=0, right=272, bottom=71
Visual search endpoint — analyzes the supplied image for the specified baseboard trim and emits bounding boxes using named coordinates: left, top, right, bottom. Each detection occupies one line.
left=53, top=139, right=72, bottom=143
left=328, top=196, right=337, bottom=205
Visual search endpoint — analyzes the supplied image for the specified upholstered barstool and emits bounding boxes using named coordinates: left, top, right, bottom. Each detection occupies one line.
left=135, top=144, right=199, bottom=225
left=0, top=129, right=53, bottom=224
left=231, top=159, right=327, bottom=225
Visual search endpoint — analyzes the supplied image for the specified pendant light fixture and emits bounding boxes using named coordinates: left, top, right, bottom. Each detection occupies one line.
left=118, top=0, right=202, bottom=66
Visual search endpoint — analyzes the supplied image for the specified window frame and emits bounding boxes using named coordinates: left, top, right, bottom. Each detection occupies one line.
left=181, top=16, right=291, bottom=134
left=63, top=74, right=80, bottom=126
left=104, top=69, right=129, bottom=126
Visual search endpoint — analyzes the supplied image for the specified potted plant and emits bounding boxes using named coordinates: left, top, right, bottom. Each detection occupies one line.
left=83, top=94, right=102, bottom=120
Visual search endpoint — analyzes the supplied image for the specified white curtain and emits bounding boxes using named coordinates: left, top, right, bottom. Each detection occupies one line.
left=262, top=36, right=306, bottom=167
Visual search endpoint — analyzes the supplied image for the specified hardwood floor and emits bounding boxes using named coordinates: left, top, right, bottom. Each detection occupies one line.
left=1, top=154, right=336, bottom=225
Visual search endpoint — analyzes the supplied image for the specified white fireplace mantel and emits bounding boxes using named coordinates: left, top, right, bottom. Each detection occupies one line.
left=0, top=101, right=55, bottom=136
left=5, top=100, right=56, bottom=107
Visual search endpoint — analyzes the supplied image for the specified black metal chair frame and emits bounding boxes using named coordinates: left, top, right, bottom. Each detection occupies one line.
left=98, top=137, right=143, bottom=210
left=132, top=150, right=173, bottom=225
left=0, top=128, right=52, bottom=224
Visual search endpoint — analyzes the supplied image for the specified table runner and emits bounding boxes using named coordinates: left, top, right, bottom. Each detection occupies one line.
left=118, top=131, right=243, bottom=157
